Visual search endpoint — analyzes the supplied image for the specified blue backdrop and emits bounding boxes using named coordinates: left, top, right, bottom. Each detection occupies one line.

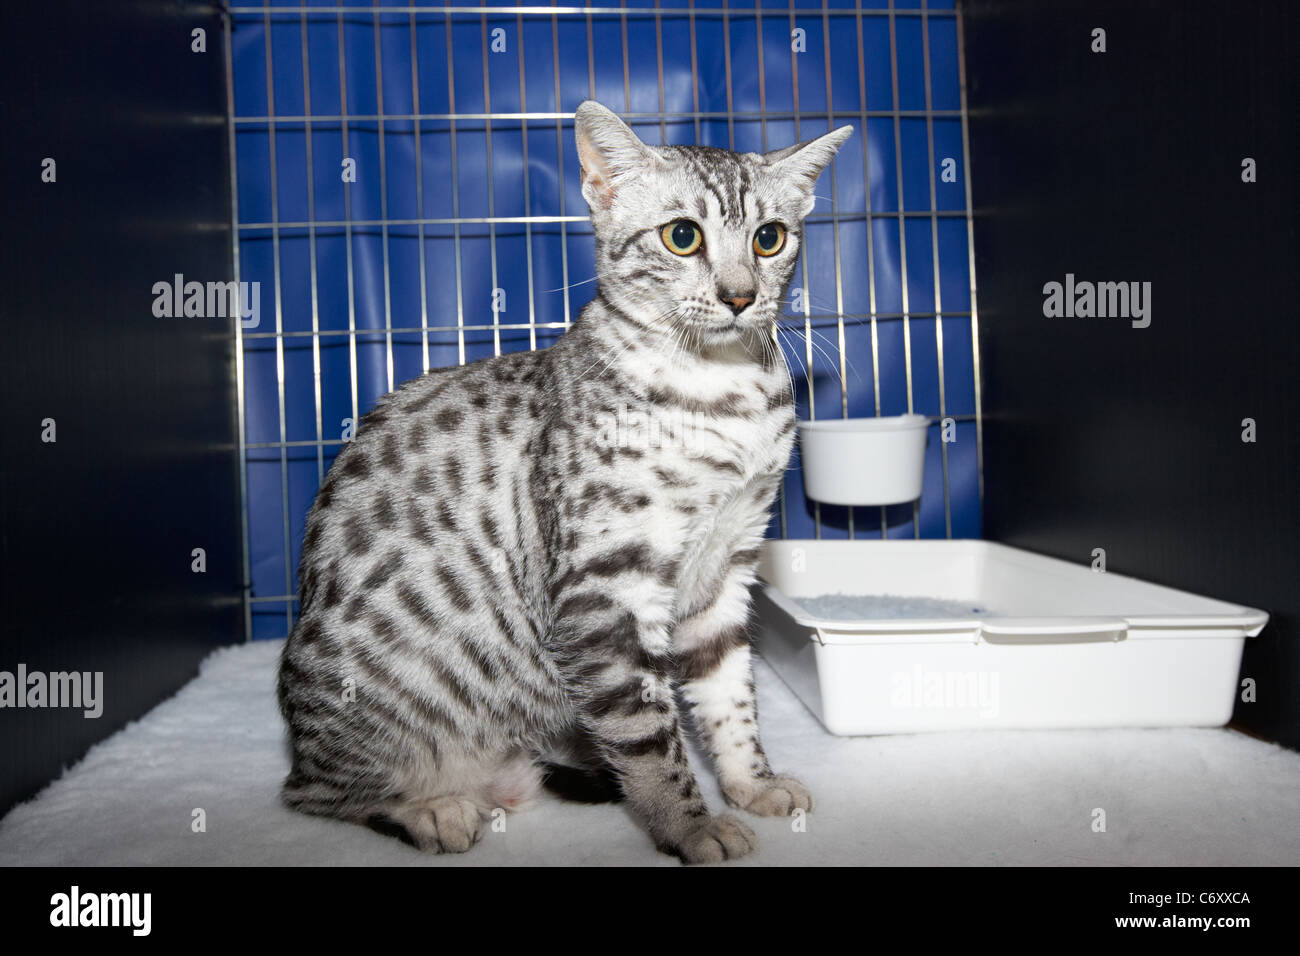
left=230, top=0, right=981, bottom=639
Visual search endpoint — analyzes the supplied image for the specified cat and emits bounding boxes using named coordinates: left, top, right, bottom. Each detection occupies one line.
left=277, top=100, right=851, bottom=863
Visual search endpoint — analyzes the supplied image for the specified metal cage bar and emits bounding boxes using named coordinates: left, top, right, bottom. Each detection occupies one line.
left=921, top=0, right=952, bottom=539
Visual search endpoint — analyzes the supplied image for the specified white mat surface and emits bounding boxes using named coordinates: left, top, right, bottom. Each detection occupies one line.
left=2, top=639, right=1298, bottom=866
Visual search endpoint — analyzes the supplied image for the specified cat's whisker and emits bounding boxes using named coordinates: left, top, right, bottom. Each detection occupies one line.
left=785, top=323, right=842, bottom=381
left=544, top=275, right=598, bottom=293
left=774, top=327, right=811, bottom=390
left=667, top=323, right=689, bottom=379
left=657, top=308, right=689, bottom=376
left=807, top=324, right=865, bottom=386
left=804, top=341, right=848, bottom=392
left=757, top=323, right=796, bottom=404
left=794, top=324, right=854, bottom=388
left=573, top=330, right=639, bottom=386
left=777, top=290, right=841, bottom=315
left=573, top=302, right=685, bottom=386
left=544, top=269, right=623, bottom=294
left=772, top=303, right=868, bottom=386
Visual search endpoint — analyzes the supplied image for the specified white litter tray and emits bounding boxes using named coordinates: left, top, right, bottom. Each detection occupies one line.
left=751, top=540, right=1268, bottom=736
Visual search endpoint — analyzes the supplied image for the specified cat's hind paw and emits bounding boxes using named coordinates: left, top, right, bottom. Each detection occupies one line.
left=723, top=774, right=813, bottom=817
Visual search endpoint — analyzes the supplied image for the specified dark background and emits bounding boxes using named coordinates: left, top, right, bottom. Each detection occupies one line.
left=965, top=0, right=1299, bottom=748
left=0, top=2, right=242, bottom=810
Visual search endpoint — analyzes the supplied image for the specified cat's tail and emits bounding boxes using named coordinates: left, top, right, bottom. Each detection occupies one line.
left=540, top=761, right=624, bottom=804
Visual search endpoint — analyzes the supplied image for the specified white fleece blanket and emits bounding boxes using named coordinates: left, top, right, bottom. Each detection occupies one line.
left=2, top=639, right=1298, bottom=866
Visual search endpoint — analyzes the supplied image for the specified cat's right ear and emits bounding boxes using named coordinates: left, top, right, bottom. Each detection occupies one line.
left=574, top=101, right=655, bottom=211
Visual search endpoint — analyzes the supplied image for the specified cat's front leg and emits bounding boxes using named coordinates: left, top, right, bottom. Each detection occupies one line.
left=676, top=567, right=813, bottom=817
left=550, top=575, right=758, bottom=863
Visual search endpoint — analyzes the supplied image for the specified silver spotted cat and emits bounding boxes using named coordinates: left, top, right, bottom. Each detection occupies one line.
left=277, top=101, right=851, bottom=863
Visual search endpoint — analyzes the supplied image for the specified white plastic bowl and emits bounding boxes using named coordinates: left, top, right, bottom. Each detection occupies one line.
left=797, top=414, right=929, bottom=505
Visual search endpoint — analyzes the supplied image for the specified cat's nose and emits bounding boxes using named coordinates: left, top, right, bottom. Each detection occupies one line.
left=718, top=288, right=755, bottom=315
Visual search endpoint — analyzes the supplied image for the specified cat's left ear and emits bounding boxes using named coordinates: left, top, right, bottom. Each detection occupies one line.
left=764, top=126, right=854, bottom=216
left=574, top=100, right=658, bottom=212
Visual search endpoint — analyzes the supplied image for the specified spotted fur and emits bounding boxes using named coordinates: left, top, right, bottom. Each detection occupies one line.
left=277, top=101, right=851, bottom=863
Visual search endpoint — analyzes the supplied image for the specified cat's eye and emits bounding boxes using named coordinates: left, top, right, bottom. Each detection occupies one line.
left=661, top=220, right=703, bottom=256
left=753, top=222, right=786, bottom=257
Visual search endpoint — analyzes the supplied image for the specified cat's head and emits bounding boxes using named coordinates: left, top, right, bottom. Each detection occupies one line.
left=575, top=100, right=852, bottom=350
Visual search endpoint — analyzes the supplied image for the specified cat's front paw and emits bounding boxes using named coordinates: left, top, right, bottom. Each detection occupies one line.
left=390, top=795, right=486, bottom=853
left=723, top=774, right=813, bottom=817
left=667, top=815, right=757, bottom=864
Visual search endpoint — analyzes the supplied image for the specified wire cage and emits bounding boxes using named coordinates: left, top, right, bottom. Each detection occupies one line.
left=224, top=0, right=984, bottom=640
